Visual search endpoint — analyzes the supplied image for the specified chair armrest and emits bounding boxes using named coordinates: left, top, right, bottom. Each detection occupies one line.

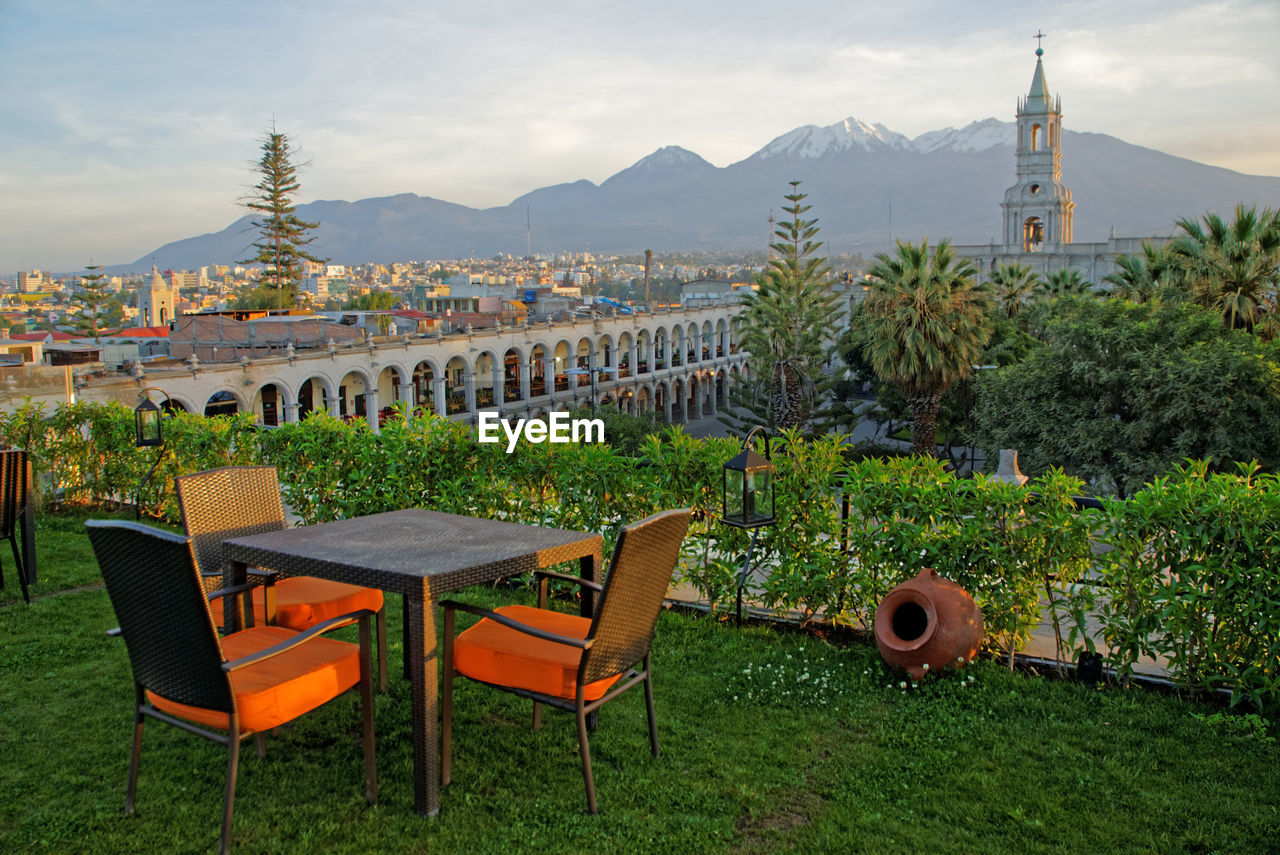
left=222, top=609, right=377, bottom=672
left=440, top=599, right=592, bottom=650
left=534, top=569, right=603, bottom=593
left=205, top=568, right=277, bottom=585
left=205, top=582, right=256, bottom=602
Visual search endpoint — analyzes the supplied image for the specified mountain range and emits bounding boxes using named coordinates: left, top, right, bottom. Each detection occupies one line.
left=123, top=116, right=1280, bottom=273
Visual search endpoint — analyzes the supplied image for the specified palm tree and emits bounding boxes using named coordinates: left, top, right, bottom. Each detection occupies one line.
left=857, top=239, right=995, bottom=456
left=1042, top=268, right=1095, bottom=298
left=729, top=181, right=840, bottom=433
left=1102, top=241, right=1176, bottom=303
left=987, top=262, right=1041, bottom=317
left=1168, top=204, right=1280, bottom=336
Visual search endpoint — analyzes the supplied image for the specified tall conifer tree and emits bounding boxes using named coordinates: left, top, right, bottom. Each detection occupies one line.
left=240, top=127, right=326, bottom=308
left=720, top=180, right=839, bottom=435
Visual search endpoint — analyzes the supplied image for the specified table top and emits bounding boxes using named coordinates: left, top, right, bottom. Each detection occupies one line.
left=222, top=508, right=602, bottom=597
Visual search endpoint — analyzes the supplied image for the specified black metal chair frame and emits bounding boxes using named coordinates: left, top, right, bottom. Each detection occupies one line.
left=0, top=448, right=30, bottom=603
left=87, top=519, right=376, bottom=855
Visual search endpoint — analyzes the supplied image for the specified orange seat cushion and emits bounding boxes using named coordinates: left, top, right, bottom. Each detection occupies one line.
left=452, top=605, right=621, bottom=702
left=209, top=577, right=383, bottom=631
left=147, top=625, right=361, bottom=733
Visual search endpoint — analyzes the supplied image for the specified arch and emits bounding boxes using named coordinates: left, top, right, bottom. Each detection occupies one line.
left=297, top=374, right=337, bottom=418
left=251, top=380, right=294, bottom=426
left=714, top=318, right=727, bottom=358
left=1030, top=123, right=1041, bottom=150
left=337, top=369, right=370, bottom=420
left=411, top=359, right=440, bottom=414
left=444, top=355, right=468, bottom=414
left=670, top=378, right=685, bottom=423
left=529, top=343, right=549, bottom=397
left=654, top=327, right=668, bottom=370
left=596, top=333, right=615, bottom=369
left=1023, top=216, right=1045, bottom=252
left=575, top=337, right=592, bottom=371
left=616, top=331, right=633, bottom=378
left=473, top=349, right=498, bottom=409
left=203, top=389, right=242, bottom=418
left=503, top=346, right=524, bottom=401
left=636, top=385, right=652, bottom=415
left=552, top=340, right=572, bottom=392
left=716, top=369, right=728, bottom=408
left=700, top=320, right=713, bottom=361
left=688, top=374, right=701, bottom=419
left=670, top=326, right=683, bottom=367
left=635, top=329, right=651, bottom=374
left=686, top=322, right=699, bottom=363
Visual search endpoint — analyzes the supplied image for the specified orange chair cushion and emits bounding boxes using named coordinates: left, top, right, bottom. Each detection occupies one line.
left=147, top=625, right=361, bottom=733
left=452, top=605, right=621, bottom=702
left=208, top=577, right=383, bottom=631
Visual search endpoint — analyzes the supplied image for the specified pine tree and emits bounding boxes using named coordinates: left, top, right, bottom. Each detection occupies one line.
left=719, top=180, right=840, bottom=436
left=72, top=263, right=112, bottom=341
left=239, top=128, right=326, bottom=309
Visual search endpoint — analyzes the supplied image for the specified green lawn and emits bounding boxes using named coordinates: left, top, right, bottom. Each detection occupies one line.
left=2, top=512, right=1277, bottom=854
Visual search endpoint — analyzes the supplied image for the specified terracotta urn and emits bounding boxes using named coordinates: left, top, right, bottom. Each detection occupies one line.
left=874, top=568, right=983, bottom=679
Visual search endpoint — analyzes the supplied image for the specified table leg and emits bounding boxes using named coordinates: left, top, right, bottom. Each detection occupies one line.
left=225, top=560, right=247, bottom=633
left=405, top=589, right=440, bottom=817
left=578, top=551, right=601, bottom=619
left=580, top=549, right=602, bottom=732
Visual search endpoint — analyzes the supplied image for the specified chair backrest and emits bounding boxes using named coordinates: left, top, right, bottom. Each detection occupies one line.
left=0, top=449, right=27, bottom=539
left=86, top=520, right=234, bottom=713
left=580, top=508, right=691, bottom=684
left=177, top=466, right=287, bottom=585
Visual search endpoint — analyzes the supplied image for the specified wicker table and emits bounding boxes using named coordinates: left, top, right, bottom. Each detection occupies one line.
left=222, top=508, right=603, bottom=817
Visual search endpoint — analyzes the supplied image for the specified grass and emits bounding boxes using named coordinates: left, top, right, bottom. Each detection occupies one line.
left=2, top=511, right=1278, bottom=854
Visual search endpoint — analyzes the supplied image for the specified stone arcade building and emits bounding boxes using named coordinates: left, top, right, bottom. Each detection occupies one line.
left=74, top=304, right=749, bottom=429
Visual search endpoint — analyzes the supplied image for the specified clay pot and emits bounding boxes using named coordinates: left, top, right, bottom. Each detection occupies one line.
left=874, top=568, right=983, bottom=679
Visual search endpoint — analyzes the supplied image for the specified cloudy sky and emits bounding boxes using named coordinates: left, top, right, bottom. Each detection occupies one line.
left=2, top=0, right=1277, bottom=273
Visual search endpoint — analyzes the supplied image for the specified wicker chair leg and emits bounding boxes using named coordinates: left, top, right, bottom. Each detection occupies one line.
left=254, top=733, right=266, bottom=759
left=126, top=685, right=145, bottom=815
left=359, top=616, right=377, bottom=803
left=532, top=701, right=542, bottom=731
left=643, top=655, right=659, bottom=757
left=441, top=608, right=454, bottom=787
left=220, top=721, right=241, bottom=855
left=375, top=607, right=388, bottom=692
left=8, top=535, right=29, bottom=603
left=575, top=705, right=598, bottom=815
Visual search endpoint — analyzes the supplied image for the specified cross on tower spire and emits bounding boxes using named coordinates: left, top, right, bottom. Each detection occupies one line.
left=1034, top=30, right=1046, bottom=56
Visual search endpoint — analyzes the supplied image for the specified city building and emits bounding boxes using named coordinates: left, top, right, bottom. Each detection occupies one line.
left=138, top=265, right=178, bottom=327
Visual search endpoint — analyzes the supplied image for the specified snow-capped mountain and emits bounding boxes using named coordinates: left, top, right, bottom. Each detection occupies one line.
left=911, top=118, right=1014, bottom=154
left=754, top=117, right=913, bottom=160
left=121, top=115, right=1280, bottom=272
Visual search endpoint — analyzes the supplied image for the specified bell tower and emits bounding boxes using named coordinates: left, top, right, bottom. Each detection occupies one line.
left=1001, top=35, right=1074, bottom=251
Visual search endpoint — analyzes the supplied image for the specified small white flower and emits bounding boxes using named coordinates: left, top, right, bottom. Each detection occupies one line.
left=921, top=663, right=930, bottom=672
left=899, top=681, right=907, bottom=689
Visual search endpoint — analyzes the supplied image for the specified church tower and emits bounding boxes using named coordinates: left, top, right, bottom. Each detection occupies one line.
left=139, top=264, right=176, bottom=327
left=1001, top=40, right=1074, bottom=251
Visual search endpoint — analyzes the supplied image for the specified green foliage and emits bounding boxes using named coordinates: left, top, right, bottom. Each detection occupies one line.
left=972, top=298, right=1280, bottom=496
left=1091, top=461, right=1280, bottom=710
left=987, top=261, right=1042, bottom=317
left=15, top=401, right=1280, bottom=709
left=238, top=127, right=326, bottom=308
left=1102, top=241, right=1180, bottom=304
left=853, top=238, right=995, bottom=455
left=722, top=180, right=839, bottom=436
left=1169, top=203, right=1280, bottom=337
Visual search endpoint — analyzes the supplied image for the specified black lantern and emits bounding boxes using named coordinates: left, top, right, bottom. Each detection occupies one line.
left=134, top=396, right=162, bottom=447
left=721, top=428, right=775, bottom=529
left=133, top=387, right=171, bottom=520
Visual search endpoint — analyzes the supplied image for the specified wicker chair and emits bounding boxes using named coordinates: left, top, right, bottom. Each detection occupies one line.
left=86, top=519, right=376, bottom=855
left=441, top=508, right=691, bottom=813
left=0, top=449, right=30, bottom=603
left=176, top=466, right=388, bottom=689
